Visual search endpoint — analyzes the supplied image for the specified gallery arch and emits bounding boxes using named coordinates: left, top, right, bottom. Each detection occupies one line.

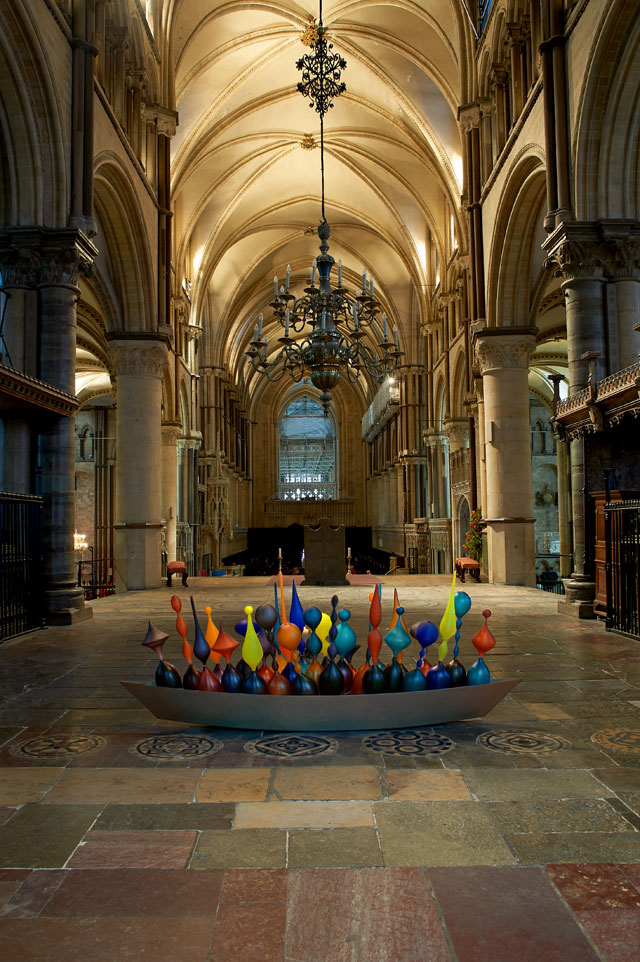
left=0, top=0, right=638, bottom=629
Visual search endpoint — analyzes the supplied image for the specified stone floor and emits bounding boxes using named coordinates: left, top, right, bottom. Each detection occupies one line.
left=0, top=575, right=639, bottom=961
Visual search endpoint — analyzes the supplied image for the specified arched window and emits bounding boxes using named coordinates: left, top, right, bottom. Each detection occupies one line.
left=278, top=396, right=336, bottom=501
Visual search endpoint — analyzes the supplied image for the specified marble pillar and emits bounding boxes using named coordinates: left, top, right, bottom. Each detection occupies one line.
left=475, top=330, right=536, bottom=585
left=110, top=338, right=167, bottom=590
left=38, top=233, right=96, bottom=621
left=543, top=225, right=607, bottom=615
left=161, top=424, right=180, bottom=565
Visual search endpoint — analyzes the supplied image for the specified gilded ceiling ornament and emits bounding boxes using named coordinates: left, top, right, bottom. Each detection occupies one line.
left=300, top=17, right=319, bottom=47
left=301, top=134, right=317, bottom=150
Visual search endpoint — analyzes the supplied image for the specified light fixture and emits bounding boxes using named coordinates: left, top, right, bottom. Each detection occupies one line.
left=74, top=531, right=88, bottom=552
left=246, top=0, right=402, bottom=412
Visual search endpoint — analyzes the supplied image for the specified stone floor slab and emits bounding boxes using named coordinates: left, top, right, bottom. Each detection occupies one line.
left=576, top=909, right=640, bottom=962
left=546, top=863, right=640, bottom=910
left=42, top=768, right=200, bottom=805
left=487, top=798, right=633, bottom=834
left=93, top=802, right=234, bottom=831
left=191, top=829, right=287, bottom=869
left=43, top=868, right=224, bottom=916
left=0, top=768, right=64, bottom=805
left=286, top=867, right=451, bottom=962
left=196, top=768, right=270, bottom=803
left=209, top=899, right=287, bottom=962
left=428, top=865, right=601, bottom=962
left=272, top=764, right=381, bottom=800
left=0, top=870, right=67, bottom=918
left=375, top=801, right=515, bottom=866
left=464, top=768, right=612, bottom=802
left=234, top=800, right=374, bottom=829
left=385, top=769, right=472, bottom=801
left=0, top=917, right=215, bottom=962
left=66, top=830, right=198, bottom=869
left=0, top=805, right=101, bottom=869
left=288, top=827, right=383, bottom=868
left=507, top=832, right=640, bottom=864
left=220, top=868, right=287, bottom=903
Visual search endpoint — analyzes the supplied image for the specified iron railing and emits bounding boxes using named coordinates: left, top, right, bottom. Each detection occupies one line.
left=605, top=499, right=640, bottom=637
left=0, top=492, right=44, bottom=640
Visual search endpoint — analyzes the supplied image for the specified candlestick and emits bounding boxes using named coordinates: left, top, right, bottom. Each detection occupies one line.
left=274, top=276, right=278, bottom=299
left=369, top=277, right=374, bottom=298
left=286, top=264, right=291, bottom=292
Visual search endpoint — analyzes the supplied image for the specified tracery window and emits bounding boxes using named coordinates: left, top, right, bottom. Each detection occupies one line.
left=278, top=396, right=336, bottom=501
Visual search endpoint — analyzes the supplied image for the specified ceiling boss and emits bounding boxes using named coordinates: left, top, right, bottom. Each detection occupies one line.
left=246, top=0, right=402, bottom=412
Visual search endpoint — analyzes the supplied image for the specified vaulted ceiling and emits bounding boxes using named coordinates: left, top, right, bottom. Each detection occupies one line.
left=167, top=1, right=473, bottom=400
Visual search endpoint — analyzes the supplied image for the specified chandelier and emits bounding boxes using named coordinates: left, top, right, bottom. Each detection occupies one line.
left=246, top=0, right=402, bottom=412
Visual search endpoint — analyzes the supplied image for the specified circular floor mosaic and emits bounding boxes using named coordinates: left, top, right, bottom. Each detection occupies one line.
left=130, top=734, right=223, bottom=759
left=476, top=730, right=571, bottom=754
left=362, top=730, right=454, bottom=756
left=244, top=734, right=338, bottom=758
left=591, top=729, right=640, bottom=754
left=11, top=733, right=108, bottom=758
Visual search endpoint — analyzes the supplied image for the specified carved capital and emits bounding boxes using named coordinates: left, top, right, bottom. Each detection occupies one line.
left=0, top=247, right=41, bottom=288
left=543, top=223, right=605, bottom=282
left=458, top=103, right=481, bottom=133
left=601, top=236, right=640, bottom=280
left=161, top=424, right=181, bottom=446
left=0, top=228, right=96, bottom=289
left=153, top=106, right=179, bottom=138
left=475, top=330, right=536, bottom=373
left=443, top=418, right=469, bottom=444
left=109, top=339, right=168, bottom=378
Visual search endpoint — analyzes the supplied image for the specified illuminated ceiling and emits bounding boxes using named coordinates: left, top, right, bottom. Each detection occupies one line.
left=167, top=1, right=473, bottom=400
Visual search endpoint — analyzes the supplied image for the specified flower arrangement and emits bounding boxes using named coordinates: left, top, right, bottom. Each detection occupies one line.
left=464, top=508, right=483, bottom=562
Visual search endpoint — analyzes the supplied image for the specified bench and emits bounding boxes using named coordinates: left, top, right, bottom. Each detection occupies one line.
left=166, top=561, right=188, bottom=587
left=455, top=557, right=481, bottom=583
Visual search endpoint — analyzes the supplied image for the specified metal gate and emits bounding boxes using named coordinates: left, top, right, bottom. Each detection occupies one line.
left=0, top=492, right=44, bottom=640
left=605, top=499, right=640, bottom=637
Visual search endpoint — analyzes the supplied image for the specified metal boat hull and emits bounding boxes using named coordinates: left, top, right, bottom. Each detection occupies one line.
left=121, top=678, right=520, bottom=731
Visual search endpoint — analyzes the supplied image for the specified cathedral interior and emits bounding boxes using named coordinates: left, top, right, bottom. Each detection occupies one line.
left=0, top=1, right=640, bottom=959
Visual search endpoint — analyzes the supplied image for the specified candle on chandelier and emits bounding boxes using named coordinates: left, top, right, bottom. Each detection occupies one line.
left=337, top=259, right=342, bottom=287
left=362, top=269, right=367, bottom=293
left=311, top=259, right=317, bottom=285
left=257, top=313, right=263, bottom=336
left=383, top=313, right=388, bottom=340
left=286, top=264, right=291, bottom=292
left=369, top=277, right=374, bottom=298
left=274, top=276, right=278, bottom=299
left=393, top=326, right=399, bottom=347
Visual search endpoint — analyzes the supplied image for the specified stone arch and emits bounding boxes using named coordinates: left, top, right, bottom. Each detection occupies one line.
left=94, top=156, right=156, bottom=332
left=486, top=152, right=547, bottom=327
left=574, top=1, right=640, bottom=221
left=0, top=3, right=66, bottom=225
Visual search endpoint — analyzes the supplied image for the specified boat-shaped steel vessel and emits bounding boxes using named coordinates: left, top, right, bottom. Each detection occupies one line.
left=121, top=677, right=520, bottom=731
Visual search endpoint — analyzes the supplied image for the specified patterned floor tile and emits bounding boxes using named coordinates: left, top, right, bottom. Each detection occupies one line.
left=476, top=730, right=571, bottom=754
left=362, top=729, right=454, bottom=756
left=129, top=733, right=222, bottom=759
left=244, top=734, right=338, bottom=758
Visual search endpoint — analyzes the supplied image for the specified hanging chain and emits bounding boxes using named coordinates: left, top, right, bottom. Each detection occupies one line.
left=296, top=1, right=347, bottom=222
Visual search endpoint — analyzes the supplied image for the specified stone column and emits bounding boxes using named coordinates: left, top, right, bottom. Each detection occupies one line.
left=475, top=329, right=536, bottom=585
left=544, top=225, right=607, bottom=614
left=36, top=231, right=97, bottom=621
left=161, top=424, right=180, bottom=564
left=110, top=338, right=167, bottom=590
left=602, top=229, right=640, bottom=369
